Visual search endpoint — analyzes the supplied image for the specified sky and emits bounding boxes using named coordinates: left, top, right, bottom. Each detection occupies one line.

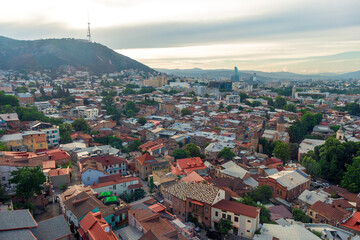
left=0, top=0, right=360, bottom=73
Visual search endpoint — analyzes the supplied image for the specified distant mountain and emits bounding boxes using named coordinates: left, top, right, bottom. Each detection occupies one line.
left=0, top=36, right=155, bottom=74
left=156, top=68, right=360, bottom=81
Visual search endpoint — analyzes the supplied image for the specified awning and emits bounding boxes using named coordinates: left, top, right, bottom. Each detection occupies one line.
left=191, top=200, right=204, bottom=206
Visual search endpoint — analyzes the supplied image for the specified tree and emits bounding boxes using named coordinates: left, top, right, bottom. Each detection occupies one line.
left=72, top=118, right=90, bottom=133
left=273, top=142, right=290, bottom=163
left=301, top=156, right=320, bottom=178
left=226, top=105, right=232, bottom=111
left=181, top=108, right=192, bottom=117
left=204, top=93, right=210, bottom=98
left=219, top=102, right=225, bottom=109
left=137, top=117, right=147, bottom=126
left=0, top=92, right=19, bottom=107
left=0, top=142, right=7, bottom=151
left=0, top=184, right=9, bottom=202
left=185, top=143, right=201, bottom=158
left=216, top=218, right=232, bottom=235
left=274, top=96, right=287, bottom=109
left=125, top=101, right=139, bottom=113
left=172, top=149, right=188, bottom=160
left=284, top=104, right=296, bottom=113
left=9, top=167, right=46, bottom=202
left=252, top=185, right=273, bottom=203
left=341, top=156, right=360, bottom=192
left=59, top=123, right=73, bottom=144
left=292, top=208, right=309, bottom=223
left=346, top=102, right=360, bottom=116
left=217, top=147, right=235, bottom=160
left=239, top=93, right=249, bottom=102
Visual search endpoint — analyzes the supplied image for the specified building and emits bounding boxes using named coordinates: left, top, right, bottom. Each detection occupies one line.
left=29, top=121, right=60, bottom=148
left=81, top=155, right=127, bottom=176
left=71, top=132, right=93, bottom=146
left=44, top=149, right=71, bottom=165
left=78, top=211, right=117, bottom=240
left=262, top=115, right=290, bottom=144
left=80, top=160, right=107, bottom=186
left=135, top=153, right=170, bottom=180
left=46, top=167, right=71, bottom=188
left=0, top=113, right=20, bottom=130
left=258, top=169, right=310, bottom=202
left=208, top=81, right=232, bottom=92
left=298, top=139, right=325, bottom=160
left=307, top=201, right=352, bottom=226
left=139, top=141, right=166, bottom=156
left=91, top=174, right=142, bottom=196
left=72, top=106, right=99, bottom=120
left=254, top=223, right=321, bottom=240
left=143, top=76, right=167, bottom=87
left=340, top=212, right=360, bottom=234
left=233, top=66, right=240, bottom=82
left=163, top=181, right=225, bottom=228
left=312, top=125, right=334, bottom=138
left=128, top=208, right=187, bottom=240
left=174, top=157, right=208, bottom=176
left=0, top=131, right=48, bottom=152
left=211, top=200, right=260, bottom=238
left=17, top=92, right=34, bottom=105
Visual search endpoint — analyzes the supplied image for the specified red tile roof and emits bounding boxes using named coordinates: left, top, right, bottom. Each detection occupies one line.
left=45, top=149, right=70, bottom=162
left=340, top=212, right=360, bottom=232
left=176, top=157, right=204, bottom=170
left=81, top=155, right=126, bottom=166
left=212, top=200, right=260, bottom=218
left=148, top=203, right=166, bottom=213
left=48, top=167, right=70, bottom=176
left=180, top=171, right=205, bottom=183
left=79, top=212, right=117, bottom=240
left=136, top=153, right=157, bottom=165
left=309, top=201, right=351, bottom=222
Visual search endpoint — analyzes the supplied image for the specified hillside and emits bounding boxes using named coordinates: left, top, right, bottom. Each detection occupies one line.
left=0, top=36, right=155, bottom=74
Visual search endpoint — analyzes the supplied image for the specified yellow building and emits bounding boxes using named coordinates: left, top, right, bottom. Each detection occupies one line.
left=0, top=131, right=48, bottom=152
left=143, top=76, right=167, bottom=87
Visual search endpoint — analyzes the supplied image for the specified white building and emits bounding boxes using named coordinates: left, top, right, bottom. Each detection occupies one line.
left=91, top=175, right=142, bottom=196
left=211, top=199, right=260, bottom=238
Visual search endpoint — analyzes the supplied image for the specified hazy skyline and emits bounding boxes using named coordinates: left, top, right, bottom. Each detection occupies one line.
left=1, top=0, right=359, bottom=73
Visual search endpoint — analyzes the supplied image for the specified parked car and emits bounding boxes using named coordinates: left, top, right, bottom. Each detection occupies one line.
left=206, top=231, right=222, bottom=240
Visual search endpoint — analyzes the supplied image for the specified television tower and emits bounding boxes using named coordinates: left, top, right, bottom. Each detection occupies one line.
left=86, top=12, right=91, bottom=42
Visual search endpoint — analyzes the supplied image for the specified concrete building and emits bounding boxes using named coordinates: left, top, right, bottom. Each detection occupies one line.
left=91, top=174, right=142, bottom=196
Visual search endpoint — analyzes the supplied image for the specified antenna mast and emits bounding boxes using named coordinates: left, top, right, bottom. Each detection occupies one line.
left=87, top=11, right=91, bottom=42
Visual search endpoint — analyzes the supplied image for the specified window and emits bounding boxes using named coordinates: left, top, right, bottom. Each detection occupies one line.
left=111, top=216, right=115, bottom=222
left=113, top=185, right=116, bottom=190
left=189, top=202, right=192, bottom=207
left=205, top=206, right=208, bottom=213
left=87, top=177, right=90, bottom=181
left=280, top=191, right=282, bottom=196
left=247, top=220, right=251, bottom=223
left=234, top=216, right=239, bottom=222
left=1, top=177, right=5, bottom=181
left=222, top=213, right=226, bottom=219
left=215, top=211, right=218, bottom=217
left=227, top=215, right=231, bottom=221
left=310, top=211, right=313, bottom=216
left=247, top=230, right=250, bottom=233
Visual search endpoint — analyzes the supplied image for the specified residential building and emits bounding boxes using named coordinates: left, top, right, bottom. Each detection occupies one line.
left=135, top=153, right=170, bottom=180
left=340, top=212, right=360, bottom=234
left=312, top=125, right=334, bottom=138
left=211, top=200, right=260, bottom=238
left=298, top=139, right=325, bottom=160
left=163, top=181, right=225, bottom=228
left=262, top=116, right=290, bottom=144
left=0, top=113, right=20, bottom=130
left=17, top=92, right=34, bottom=105
left=44, top=148, right=70, bottom=165
left=174, top=157, right=208, bottom=176
left=128, top=208, right=187, bottom=240
left=307, top=201, right=352, bottom=226
left=29, top=121, right=60, bottom=148
left=216, top=161, right=258, bottom=188
left=80, top=160, right=107, bottom=186
left=143, top=76, right=167, bottom=87
left=81, top=155, right=127, bottom=176
left=1, top=131, right=48, bottom=151
left=139, top=141, right=166, bottom=156
left=78, top=211, right=117, bottom=240
left=254, top=224, right=321, bottom=240
left=46, top=167, right=71, bottom=188
left=258, top=169, right=310, bottom=202
left=91, top=174, right=142, bottom=196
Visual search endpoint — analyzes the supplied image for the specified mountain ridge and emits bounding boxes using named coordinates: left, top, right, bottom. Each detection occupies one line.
left=0, top=36, right=155, bottom=74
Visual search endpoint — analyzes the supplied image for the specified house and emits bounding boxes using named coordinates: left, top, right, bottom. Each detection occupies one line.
left=80, top=160, right=107, bottom=186
left=81, top=155, right=127, bottom=176
left=44, top=149, right=70, bottom=165
left=163, top=181, right=225, bottom=228
left=135, top=153, right=170, bottom=180
left=128, top=208, right=187, bottom=240
left=174, top=157, right=208, bottom=176
left=71, top=132, right=93, bottom=147
left=0, top=131, right=48, bottom=152
left=46, top=167, right=71, bottom=188
left=0, top=113, right=20, bottom=130
left=63, top=191, right=102, bottom=229
left=307, top=201, right=352, bottom=226
left=297, top=189, right=332, bottom=208
left=17, top=92, right=34, bottom=105
left=91, top=174, right=142, bottom=196
left=28, top=121, right=60, bottom=148
left=312, top=125, right=334, bottom=138
left=254, top=223, right=321, bottom=240
left=262, top=115, right=290, bottom=143
left=258, top=169, right=310, bottom=202
left=78, top=211, right=117, bottom=240
left=298, top=139, right=325, bottom=160
left=180, top=171, right=205, bottom=183
left=139, top=141, right=166, bottom=156
left=211, top=200, right=260, bottom=238
left=0, top=210, right=71, bottom=240
left=216, top=161, right=258, bottom=188
left=340, top=212, right=360, bottom=234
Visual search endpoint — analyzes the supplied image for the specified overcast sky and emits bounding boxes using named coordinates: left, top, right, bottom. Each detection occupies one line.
left=1, top=0, right=359, bottom=73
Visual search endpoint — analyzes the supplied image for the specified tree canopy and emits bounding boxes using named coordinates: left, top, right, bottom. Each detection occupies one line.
left=341, top=156, right=360, bottom=192
left=9, top=167, right=46, bottom=202
left=217, top=147, right=235, bottom=160
left=273, top=142, right=290, bottom=163
left=181, top=108, right=192, bottom=117
left=216, top=218, right=232, bottom=235
left=72, top=118, right=91, bottom=133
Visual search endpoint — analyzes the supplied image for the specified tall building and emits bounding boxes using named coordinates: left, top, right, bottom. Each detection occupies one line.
left=234, top=66, right=240, bottom=82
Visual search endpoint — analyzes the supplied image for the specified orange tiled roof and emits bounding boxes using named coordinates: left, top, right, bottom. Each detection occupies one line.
left=136, top=153, right=157, bottom=165
left=79, top=212, right=117, bottom=240
left=340, top=212, right=360, bottom=232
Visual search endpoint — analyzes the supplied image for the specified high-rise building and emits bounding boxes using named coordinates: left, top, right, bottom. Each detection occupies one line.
left=234, top=66, right=240, bottom=82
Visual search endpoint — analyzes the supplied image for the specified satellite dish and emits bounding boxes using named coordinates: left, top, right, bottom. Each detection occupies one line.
left=104, top=226, right=110, bottom=232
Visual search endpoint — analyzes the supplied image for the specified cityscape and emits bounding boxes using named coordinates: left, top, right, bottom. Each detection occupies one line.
left=0, top=1, right=360, bottom=240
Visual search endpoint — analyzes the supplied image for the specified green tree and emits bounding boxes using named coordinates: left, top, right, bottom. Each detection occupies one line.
left=172, top=149, right=188, bottom=160
left=216, top=218, right=233, bottom=235
left=15, top=86, right=28, bottom=93
left=0, top=184, right=9, bottom=202
left=226, top=105, right=232, bottom=111
left=319, top=138, right=345, bottom=183
left=204, top=93, right=210, bottom=98
left=0, top=142, right=7, bottom=151
left=274, top=96, right=287, bottom=109
left=59, top=123, right=73, bottom=144
left=341, top=156, right=360, bottom=192
left=292, top=208, right=309, bottom=223
left=72, top=118, right=91, bottom=133
left=217, top=147, right=235, bottom=160
left=284, top=104, right=296, bottom=113
left=125, top=140, right=141, bottom=152
left=125, top=101, right=139, bottom=113
left=9, top=167, right=46, bottom=202
left=219, top=102, right=225, bottom=109
left=252, top=185, right=273, bottom=203
left=181, top=108, right=192, bottom=116
left=239, top=93, right=249, bottom=102
left=273, top=142, right=290, bottom=163
left=346, top=102, right=360, bottom=116
left=0, top=92, right=19, bottom=107
left=137, top=117, right=147, bottom=126
left=185, top=143, right=201, bottom=158
left=301, top=156, right=320, bottom=178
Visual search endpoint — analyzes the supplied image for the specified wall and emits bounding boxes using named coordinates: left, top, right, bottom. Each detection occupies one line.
left=81, top=169, right=107, bottom=186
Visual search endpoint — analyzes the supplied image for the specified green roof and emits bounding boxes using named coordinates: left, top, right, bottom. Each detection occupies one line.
left=99, top=191, right=111, bottom=198
left=105, top=196, right=118, bottom=204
